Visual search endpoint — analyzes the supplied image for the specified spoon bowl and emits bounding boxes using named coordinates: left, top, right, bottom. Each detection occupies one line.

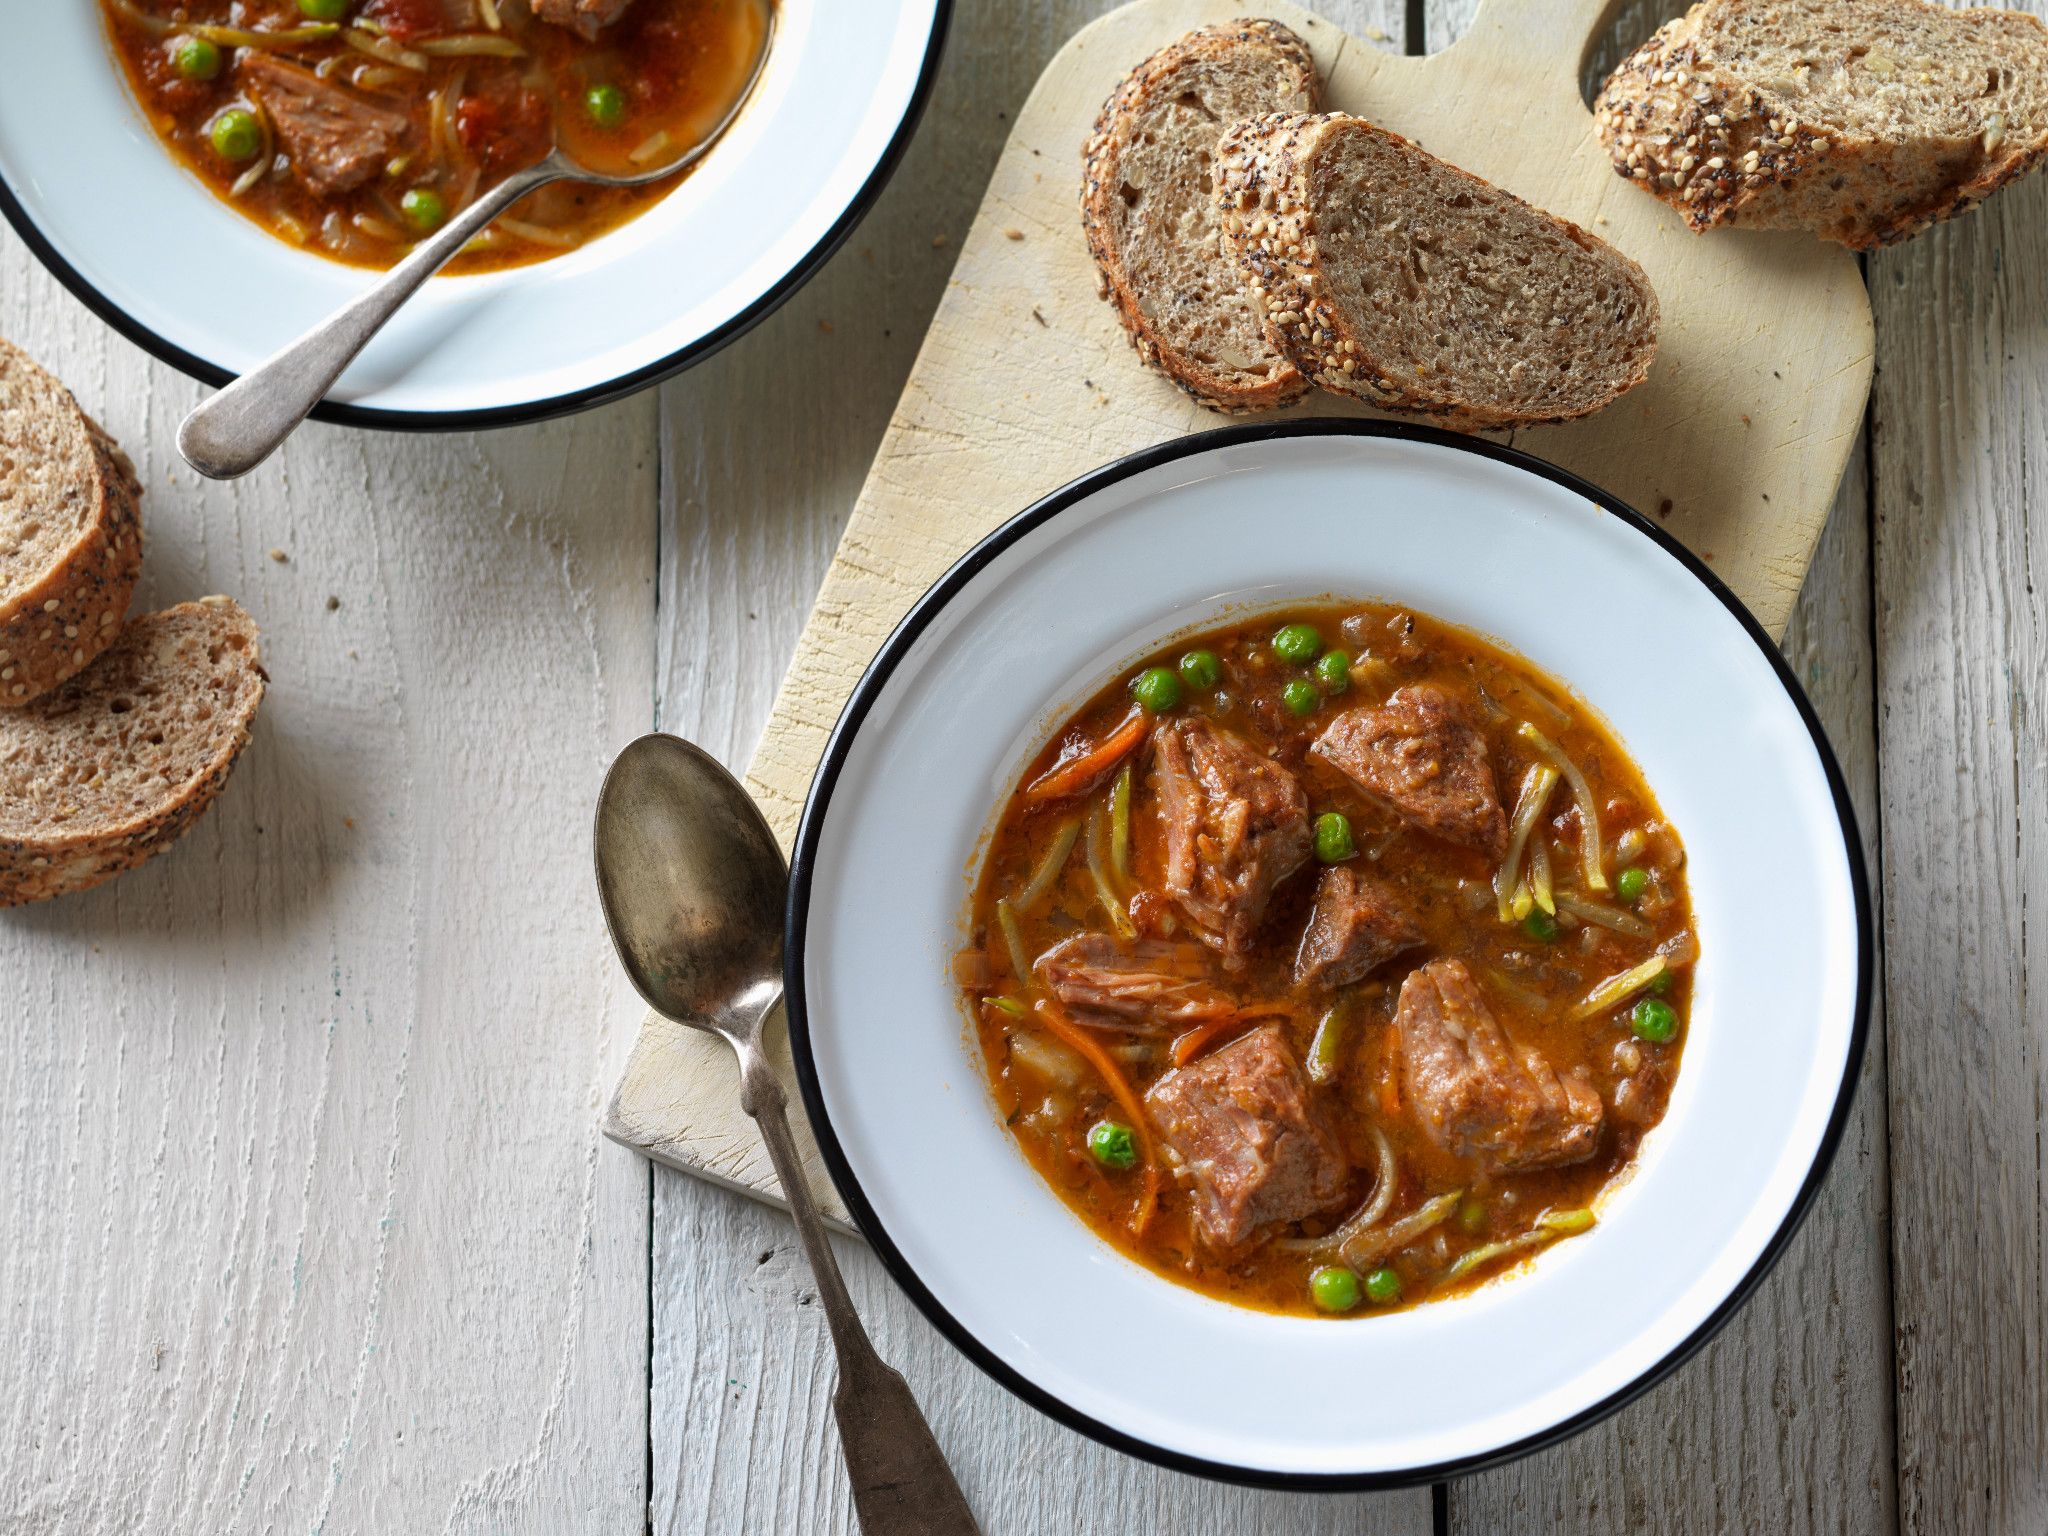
left=595, top=734, right=784, bottom=1041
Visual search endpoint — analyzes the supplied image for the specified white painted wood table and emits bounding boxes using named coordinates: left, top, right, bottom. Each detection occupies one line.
left=2, top=2, right=2040, bottom=1532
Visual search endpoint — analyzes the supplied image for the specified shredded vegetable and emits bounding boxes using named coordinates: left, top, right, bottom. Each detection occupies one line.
left=1553, top=890, right=1653, bottom=939
left=1572, top=954, right=1669, bottom=1020
left=1528, top=835, right=1555, bottom=916
left=1306, top=1001, right=1346, bottom=1084
left=1441, top=1207, right=1595, bottom=1287
left=1340, top=1189, right=1463, bottom=1273
left=1169, top=1015, right=1245, bottom=1067
left=344, top=27, right=429, bottom=70
left=1109, top=762, right=1134, bottom=884
left=1518, top=722, right=1608, bottom=891
left=981, top=995, right=1025, bottom=1018
left=415, top=34, right=526, bottom=58
left=994, top=898, right=1033, bottom=991
left=193, top=22, right=342, bottom=47
left=1085, top=799, right=1136, bottom=939
left=1022, top=709, right=1146, bottom=803
left=1013, top=817, right=1080, bottom=914
left=1494, top=763, right=1558, bottom=921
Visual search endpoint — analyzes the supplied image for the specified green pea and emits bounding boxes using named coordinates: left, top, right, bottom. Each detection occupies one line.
left=1177, top=649, right=1221, bottom=692
left=1522, top=909, right=1560, bottom=942
left=1364, top=1266, right=1403, bottom=1305
left=400, top=187, right=447, bottom=234
left=1313, top=812, right=1356, bottom=864
left=1616, top=865, right=1649, bottom=903
left=1309, top=1264, right=1360, bottom=1313
left=1632, top=997, right=1679, bottom=1043
left=298, top=0, right=349, bottom=18
left=1273, top=622, right=1322, bottom=664
left=1314, top=649, right=1350, bottom=691
left=586, top=82, right=627, bottom=128
left=209, top=108, right=261, bottom=162
left=1646, top=970, right=1674, bottom=996
left=1282, top=679, right=1320, bottom=717
left=172, top=35, right=222, bottom=82
left=1130, top=666, right=1182, bottom=713
left=1087, top=1119, right=1137, bottom=1171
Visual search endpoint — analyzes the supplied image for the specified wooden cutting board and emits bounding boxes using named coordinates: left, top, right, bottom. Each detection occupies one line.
left=603, top=0, right=1874, bottom=1227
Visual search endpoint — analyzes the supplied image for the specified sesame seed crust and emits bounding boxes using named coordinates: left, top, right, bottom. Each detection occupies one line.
left=1081, top=19, right=1319, bottom=414
left=1592, top=3, right=2048, bottom=250
left=1214, top=112, right=1659, bottom=430
left=0, top=341, right=144, bottom=708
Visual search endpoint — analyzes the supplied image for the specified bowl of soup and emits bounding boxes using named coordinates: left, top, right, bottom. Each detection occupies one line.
left=0, top=0, right=947, bottom=425
left=783, top=421, right=1870, bottom=1486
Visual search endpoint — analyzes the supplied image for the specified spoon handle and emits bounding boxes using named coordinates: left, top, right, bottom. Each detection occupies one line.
left=739, top=1048, right=982, bottom=1535
left=175, top=158, right=562, bottom=482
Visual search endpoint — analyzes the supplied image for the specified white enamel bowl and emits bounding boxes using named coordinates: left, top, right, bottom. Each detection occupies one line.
left=0, top=0, right=946, bottom=427
left=786, top=424, right=1871, bottom=1487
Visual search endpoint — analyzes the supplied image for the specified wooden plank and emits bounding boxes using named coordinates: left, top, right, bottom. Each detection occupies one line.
left=0, top=227, right=655, bottom=1533
left=1868, top=2, right=2048, bottom=1519
left=647, top=7, right=1430, bottom=1530
left=1423, top=2, right=1898, bottom=1530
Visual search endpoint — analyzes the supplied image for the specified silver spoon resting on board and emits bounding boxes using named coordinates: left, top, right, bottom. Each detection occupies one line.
left=592, top=734, right=983, bottom=1536
left=177, top=36, right=769, bottom=482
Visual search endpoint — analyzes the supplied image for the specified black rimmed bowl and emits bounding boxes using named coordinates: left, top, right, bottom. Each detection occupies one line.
left=0, top=1, right=948, bottom=430
left=783, top=422, right=1870, bottom=1488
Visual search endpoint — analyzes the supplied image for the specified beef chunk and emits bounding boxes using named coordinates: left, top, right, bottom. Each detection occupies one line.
left=1292, top=866, right=1423, bottom=989
left=1394, top=958, right=1603, bottom=1172
left=240, top=56, right=411, bottom=197
left=1033, top=934, right=1235, bottom=1031
left=1146, top=1025, right=1348, bottom=1250
left=1311, top=686, right=1507, bottom=856
left=1150, top=718, right=1311, bottom=965
left=531, top=0, right=636, bottom=39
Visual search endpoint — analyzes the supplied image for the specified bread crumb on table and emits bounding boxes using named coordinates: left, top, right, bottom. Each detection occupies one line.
left=1004, top=227, right=1024, bottom=240
left=268, top=548, right=288, bottom=564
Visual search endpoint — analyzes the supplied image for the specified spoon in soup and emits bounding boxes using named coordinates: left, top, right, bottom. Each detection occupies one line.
left=592, top=733, right=983, bottom=1536
left=176, top=35, right=769, bottom=481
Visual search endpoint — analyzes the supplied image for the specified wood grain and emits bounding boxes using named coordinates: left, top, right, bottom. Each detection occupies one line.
left=0, top=229, right=655, bottom=1533
left=647, top=6, right=1431, bottom=1530
left=1869, top=0, right=2048, bottom=1519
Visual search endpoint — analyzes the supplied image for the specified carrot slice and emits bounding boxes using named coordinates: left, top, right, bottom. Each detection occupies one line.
left=1021, top=708, right=1148, bottom=805
left=1169, top=1015, right=1249, bottom=1068
left=1024, top=996, right=1163, bottom=1234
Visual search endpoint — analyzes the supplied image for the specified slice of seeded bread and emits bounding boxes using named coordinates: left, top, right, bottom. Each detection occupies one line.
left=0, top=598, right=264, bottom=907
left=1215, top=113, right=1660, bottom=430
left=1083, top=19, right=1320, bottom=413
left=1594, top=0, right=2048, bottom=249
left=0, top=339, right=143, bottom=708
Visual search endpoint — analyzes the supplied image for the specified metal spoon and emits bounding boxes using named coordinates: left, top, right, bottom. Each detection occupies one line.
left=593, top=733, right=981, bottom=1536
left=177, top=39, right=768, bottom=481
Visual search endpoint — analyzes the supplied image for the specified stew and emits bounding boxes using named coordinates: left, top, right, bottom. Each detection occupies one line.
left=957, top=603, right=1695, bottom=1317
left=101, top=0, right=770, bottom=274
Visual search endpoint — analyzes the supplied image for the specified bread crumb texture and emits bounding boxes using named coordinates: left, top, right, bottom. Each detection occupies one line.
left=0, top=339, right=143, bottom=706
left=1082, top=20, right=1320, bottom=412
left=1594, top=0, right=2048, bottom=247
left=0, top=599, right=265, bottom=906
